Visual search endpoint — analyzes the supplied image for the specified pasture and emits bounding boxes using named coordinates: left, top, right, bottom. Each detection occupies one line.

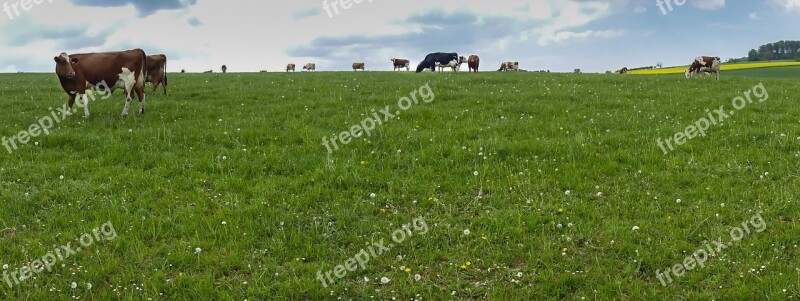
left=0, top=71, right=799, bottom=300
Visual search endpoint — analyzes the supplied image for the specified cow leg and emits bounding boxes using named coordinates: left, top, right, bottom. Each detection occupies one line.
left=121, top=89, right=133, bottom=117
left=135, top=86, right=146, bottom=115
left=81, top=93, right=90, bottom=118
left=65, top=94, right=76, bottom=116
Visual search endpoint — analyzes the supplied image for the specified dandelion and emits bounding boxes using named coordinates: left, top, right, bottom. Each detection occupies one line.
left=516, top=272, right=523, bottom=277
left=465, top=261, right=471, bottom=266
left=221, top=221, right=227, bottom=225
left=564, top=190, right=571, bottom=195
left=86, top=283, right=92, bottom=290
left=71, top=282, right=77, bottom=289
left=360, top=161, right=366, bottom=165
left=460, top=265, right=467, bottom=269
left=59, top=175, right=64, bottom=180
left=562, top=248, right=568, bottom=252
left=369, top=193, right=377, bottom=198
left=2, top=264, right=7, bottom=270
left=473, top=171, right=479, bottom=176
left=557, top=208, right=564, bottom=213
left=404, top=267, right=411, bottom=273
left=195, top=247, right=202, bottom=254
left=414, top=274, right=421, bottom=281
left=380, top=277, right=390, bottom=284
left=632, top=226, right=640, bottom=231
left=463, top=229, right=470, bottom=235
left=676, top=199, right=681, bottom=203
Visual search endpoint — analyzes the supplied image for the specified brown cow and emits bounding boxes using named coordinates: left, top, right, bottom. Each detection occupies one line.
left=54, top=49, right=147, bottom=117
left=221, top=65, right=227, bottom=73
left=286, top=64, right=296, bottom=72
left=146, top=54, right=167, bottom=95
left=391, top=58, right=410, bottom=71
left=352, top=62, right=365, bottom=71
left=498, top=61, right=519, bottom=71
left=467, top=55, right=480, bottom=73
left=685, top=56, right=721, bottom=80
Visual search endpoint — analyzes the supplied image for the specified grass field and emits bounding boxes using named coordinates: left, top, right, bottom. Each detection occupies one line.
left=628, top=61, right=800, bottom=75
left=1, top=72, right=799, bottom=300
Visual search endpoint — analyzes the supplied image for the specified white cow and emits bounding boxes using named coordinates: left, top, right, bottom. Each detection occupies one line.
left=435, top=59, right=461, bottom=72
left=303, top=63, right=316, bottom=72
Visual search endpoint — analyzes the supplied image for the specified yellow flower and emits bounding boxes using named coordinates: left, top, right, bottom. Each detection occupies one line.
left=460, top=265, right=466, bottom=269
left=481, top=236, right=488, bottom=240
left=465, top=261, right=471, bottom=266
left=562, top=248, right=568, bottom=252
left=380, top=208, right=386, bottom=214
left=557, top=208, right=564, bottom=213
left=667, top=215, right=672, bottom=221
left=404, top=268, right=411, bottom=273
left=360, top=161, right=366, bottom=165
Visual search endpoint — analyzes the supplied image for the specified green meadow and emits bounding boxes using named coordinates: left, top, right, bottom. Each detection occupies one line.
left=0, top=71, right=799, bottom=300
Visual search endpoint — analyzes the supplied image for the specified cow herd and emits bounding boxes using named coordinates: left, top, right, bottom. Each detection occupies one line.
left=51, top=48, right=723, bottom=119
left=283, top=53, right=517, bottom=73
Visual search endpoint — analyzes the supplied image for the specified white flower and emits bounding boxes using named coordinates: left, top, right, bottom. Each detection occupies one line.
left=473, top=171, right=479, bottom=176
left=369, top=193, right=377, bottom=198
left=556, top=223, right=563, bottom=229
left=86, top=283, right=92, bottom=290
left=414, top=274, right=421, bottom=281
left=364, top=276, right=369, bottom=282
left=2, top=264, right=7, bottom=270
left=596, top=192, right=603, bottom=197
left=59, top=175, right=64, bottom=180
left=194, top=247, right=202, bottom=254
left=632, top=226, right=640, bottom=231
left=463, top=229, right=470, bottom=235
left=71, top=282, right=77, bottom=289
left=565, top=190, right=571, bottom=195
left=516, top=272, right=523, bottom=277
left=380, top=277, right=390, bottom=284
left=676, top=199, right=681, bottom=203
left=221, top=221, right=227, bottom=225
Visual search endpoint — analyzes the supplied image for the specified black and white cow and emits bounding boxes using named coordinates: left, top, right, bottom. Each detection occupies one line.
left=685, top=56, right=721, bottom=80
left=416, top=52, right=459, bottom=73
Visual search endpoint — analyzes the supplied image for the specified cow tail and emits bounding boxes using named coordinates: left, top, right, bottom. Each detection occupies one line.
left=140, top=49, right=147, bottom=90
left=163, top=56, right=168, bottom=95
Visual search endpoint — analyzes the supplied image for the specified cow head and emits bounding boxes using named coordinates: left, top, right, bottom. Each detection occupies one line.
left=54, top=52, right=77, bottom=80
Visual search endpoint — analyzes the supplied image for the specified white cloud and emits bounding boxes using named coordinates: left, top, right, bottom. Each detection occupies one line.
left=749, top=12, right=761, bottom=19
left=776, top=0, right=800, bottom=10
left=691, top=0, right=726, bottom=10
left=538, top=29, right=625, bottom=45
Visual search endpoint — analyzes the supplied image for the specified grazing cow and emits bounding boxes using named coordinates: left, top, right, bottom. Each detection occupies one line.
left=497, top=61, right=519, bottom=71
left=221, top=65, right=227, bottom=73
left=303, top=63, right=316, bottom=71
left=391, top=58, right=410, bottom=71
left=467, top=55, right=480, bottom=73
left=180, top=69, right=185, bottom=73
left=145, top=54, right=167, bottom=95
left=618, top=67, right=629, bottom=74
left=286, top=64, right=296, bottom=72
left=685, top=56, right=721, bottom=80
left=259, top=70, right=268, bottom=73
left=416, top=52, right=459, bottom=73
left=203, top=70, right=213, bottom=73
left=352, top=62, right=365, bottom=71
left=54, top=49, right=147, bottom=117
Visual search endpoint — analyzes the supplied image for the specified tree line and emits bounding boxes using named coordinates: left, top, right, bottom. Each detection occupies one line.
left=728, top=40, right=800, bottom=63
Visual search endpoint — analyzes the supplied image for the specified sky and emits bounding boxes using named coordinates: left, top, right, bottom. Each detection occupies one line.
left=0, top=0, right=798, bottom=73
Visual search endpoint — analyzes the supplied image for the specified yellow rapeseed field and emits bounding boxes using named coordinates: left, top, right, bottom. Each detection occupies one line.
left=628, top=61, right=800, bottom=75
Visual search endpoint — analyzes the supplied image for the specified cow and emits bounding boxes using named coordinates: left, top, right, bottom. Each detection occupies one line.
left=303, top=63, right=316, bottom=71
left=685, top=56, right=721, bottom=80
left=391, top=58, right=410, bottom=71
left=221, top=65, right=227, bottom=73
left=145, top=54, right=167, bottom=95
left=416, top=52, right=459, bottom=73
left=498, top=61, right=519, bottom=71
left=53, top=49, right=147, bottom=118
left=203, top=70, right=213, bottom=73
left=352, top=62, right=365, bottom=71
left=618, top=67, right=629, bottom=74
left=286, top=64, right=296, bottom=72
left=467, top=55, right=480, bottom=73
left=435, top=58, right=462, bottom=72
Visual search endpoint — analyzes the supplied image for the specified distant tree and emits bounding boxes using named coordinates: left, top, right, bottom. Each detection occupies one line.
left=656, top=62, right=663, bottom=68
left=762, top=52, right=775, bottom=61
left=573, top=68, right=581, bottom=73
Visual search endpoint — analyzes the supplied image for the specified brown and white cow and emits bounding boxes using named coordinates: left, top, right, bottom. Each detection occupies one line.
left=286, top=64, right=296, bottom=72
left=54, top=49, right=147, bottom=117
left=467, top=55, right=480, bottom=73
left=145, top=54, right=167, bottom=95
left=352, top=62, right=365, bottom=71
left=498, top=61, right=519, bottom=71
left=685, top=56, right=721, bottom=80
left=391, top=58, right=410, bottom=71
left=436, top=56, right=465, bottom=72
left=303, top=63, right=316, bottom=71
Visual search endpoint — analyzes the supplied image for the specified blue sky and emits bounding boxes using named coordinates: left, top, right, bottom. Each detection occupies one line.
left=0, top=0, right=798, bottom=73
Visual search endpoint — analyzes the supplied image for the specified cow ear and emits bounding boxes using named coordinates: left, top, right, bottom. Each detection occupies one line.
left=70, top=58, right=79, bottom=65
